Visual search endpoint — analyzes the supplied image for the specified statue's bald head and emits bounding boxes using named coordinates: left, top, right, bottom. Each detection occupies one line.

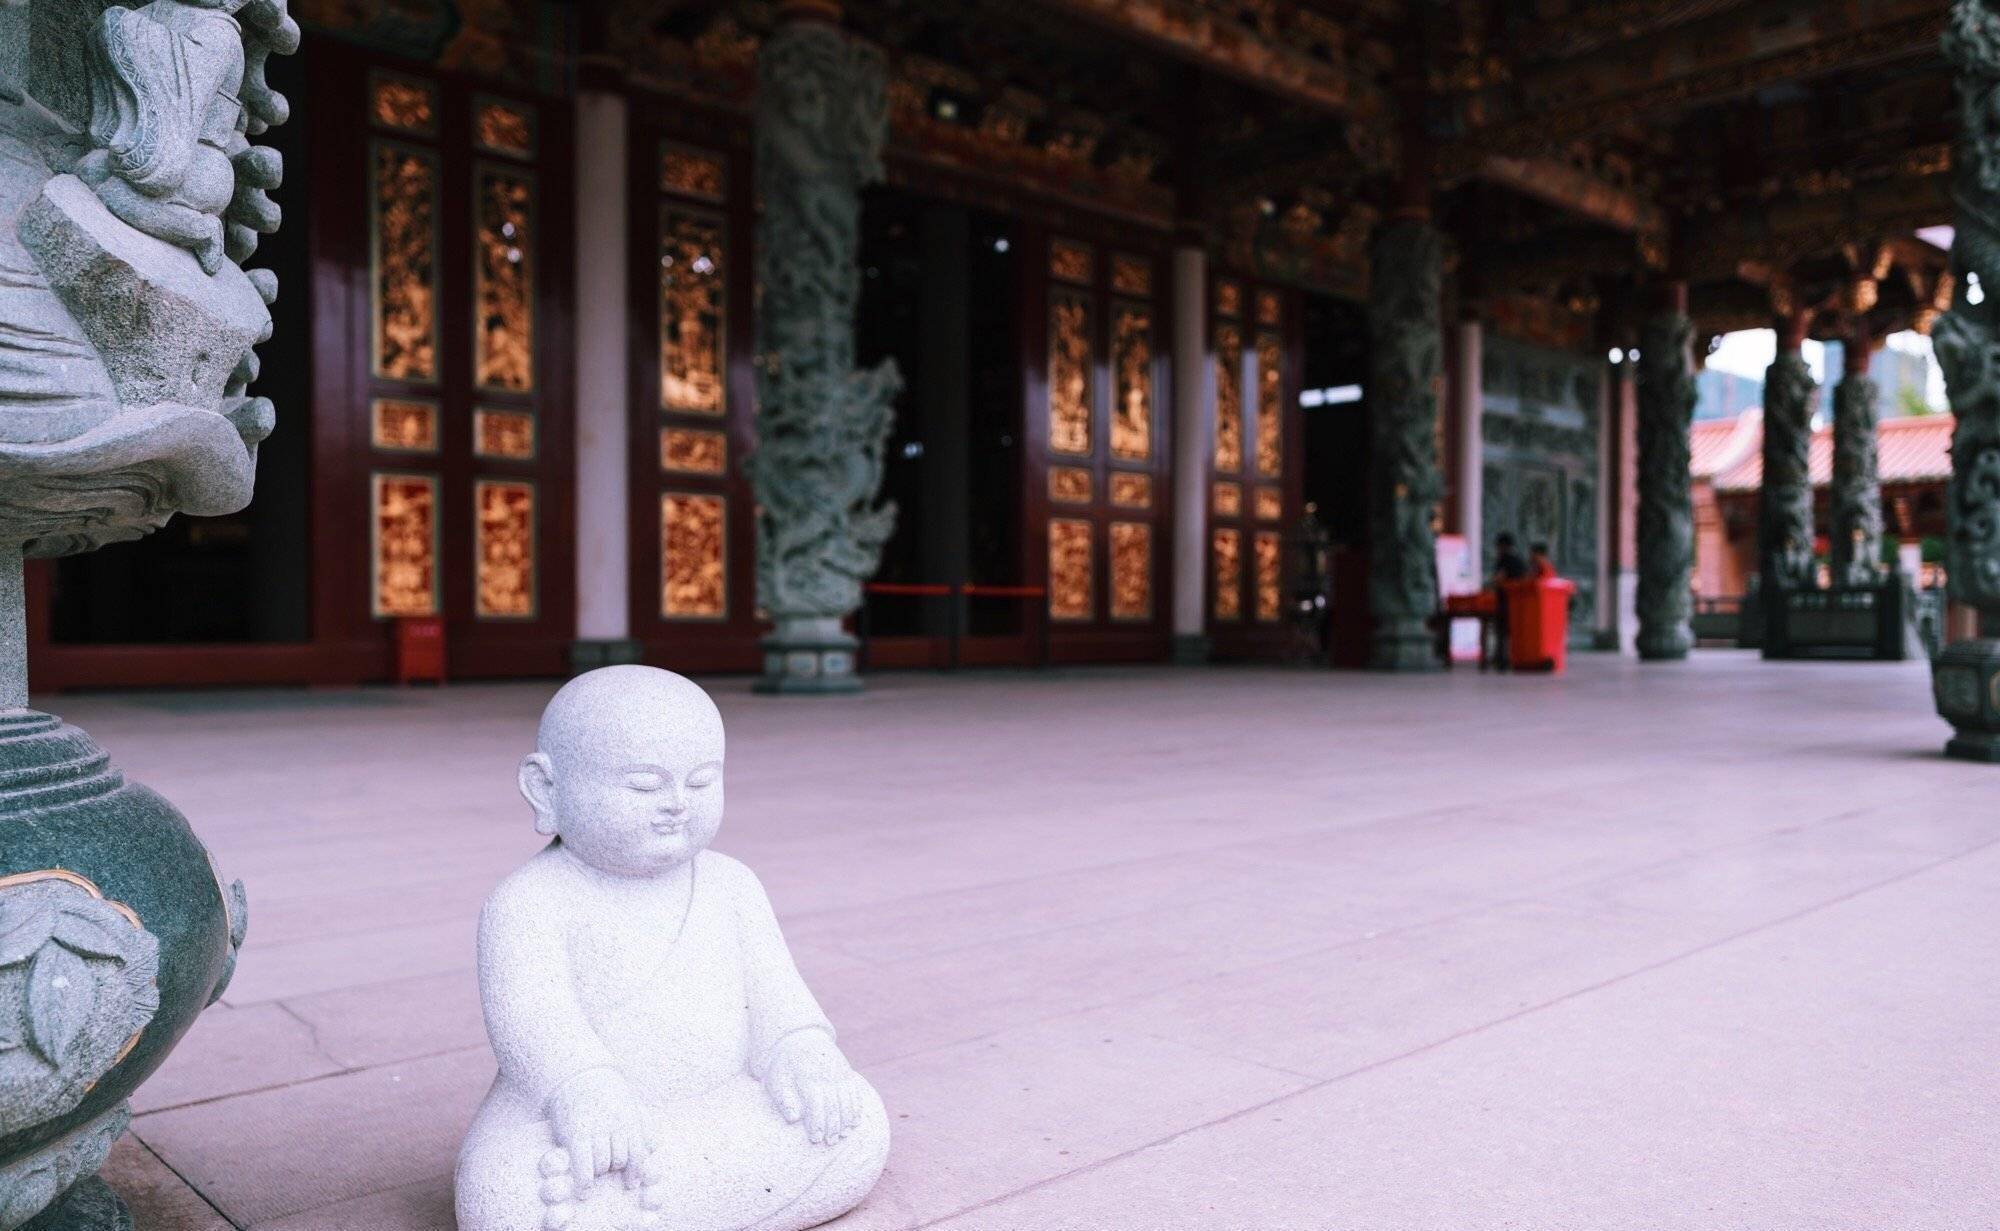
left=536, top=665, right=724, bottom=773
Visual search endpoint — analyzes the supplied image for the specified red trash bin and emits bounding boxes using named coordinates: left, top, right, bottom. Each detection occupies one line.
left=1502, top=577, right=1576, bottom=673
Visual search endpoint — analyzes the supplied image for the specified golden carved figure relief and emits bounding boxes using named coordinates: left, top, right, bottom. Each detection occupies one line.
left=1048, top=466, right=1093, bottom=504
left=475, top=99, right=535, bottom=158
left=1256, top=289, right=1282, bottom=327
left=1255, top=485, right=1284, bottom=521
left=660, top=209, right=727, bottom=415
left=1050, top=238, right=1094, bottom=285
left=372, top=473, right=438, bottom=618
left=1110, top=521, right=1152, bottom=622
left=1212, top=528, right=1242, bottom=621
left=1109, top=472, right=1152, bottom=509
left=1215, top=279, right=1242, bottom=319
left=1112, top=305, right=1153, bottom=462
left=662, top=428, right=728, bottom=476
left=1049, top=294, right=1093, bottom=457
left=1256, top=331, right=1284, bottom=476
left=1049, top=518, right=1093, bottom=622
left=370, top=74, right=436, bottom=135
left=474, top=166, right=536, bottom=393
left=475, top=480, right=536, bottom=619
left=1213, top=321, right=1243, bottom=472
left=371, top=398, right=438, bottom=453
left=662, top=492, right=728, bottom=619
left=372, top=143, right=439, bottom=384
left=1213, top=480, right=1242, bottom=519
left=661, top=144, right=728, bottom=202
left=1111, top=254, right=1152, bottom=297
left=474, top=409, right=536, bottom=461
left=1255, top=530, right=1282, bottom=623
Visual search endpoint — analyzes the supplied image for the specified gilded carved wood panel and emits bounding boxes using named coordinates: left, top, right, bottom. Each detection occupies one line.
left=370, top=141, right=440, bottom=384
left=659, top=207, right=727, bottom=416
left=1111, top=303, right=1154, bottom=462
left=1110, top=521, right=1152, bottom=622
left=662, top=492, right=728, bottom=620
left=473, top=164, right=536, bottom=393
left=474, top=480, right=537, bottom=619
left=1048, top=292, right=1094, bottom=457
left=372, top=472, right=439, bottom=618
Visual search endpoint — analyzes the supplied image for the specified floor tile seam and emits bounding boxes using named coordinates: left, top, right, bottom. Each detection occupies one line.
left=275, top=999, right=360, bottom=1071
left=124, top=1130, right=248, bottom=1231
left=239, top=1172, right=455, bottom=1231
left=130, top=1041, right=492, bottom=1119
left=219, top=961, right=476, bottom=1010
left=901, top=833, right=2000, bottom=1229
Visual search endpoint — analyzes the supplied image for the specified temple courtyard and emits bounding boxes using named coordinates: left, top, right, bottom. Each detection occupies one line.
left=72, top=654, right=1997, bottom=1230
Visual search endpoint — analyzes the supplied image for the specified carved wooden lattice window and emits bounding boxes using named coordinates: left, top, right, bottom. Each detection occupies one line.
left=475, top=480, right=537, bottom=619
left=661, top=143, right=727, bottom=202
left=1110, top=521, right=1152, bottom=622
left=372, top=472, right=439, bottom=618
left=371, top=398, right=438, bottom=454
left=370, top=72, right=436, bottom=136
left=662, top=492, right=727, bottom=620
left=1254, top=486, right=1283, bottom=521
left=661, top=428, right=727, bottom=476
left=475, top=98, right=536, bottom=159
left=1048, top=466, right=1092, bottom=504
left=1213, top=481, right=1242, bottom=518
left=474, top=408, right=536, bottom=461
left=1048, top=293, right=1093, bottom=457
left=1110, top=254, right=1152, bottom=297
left=1111, top=304, right=1153, bottom=462
left=1109, top=472, right=1152, bottom=509
left=1049, top=518, right=1094, bottom=622
left=1254, top=530, right=1282, bottom=623
left=370, top=142, right=440, bottom=384
left=1212, top=528, right=1241, bottom=622
left=474, top=165, right=536, bottom=393
left=1050, top=238, right=1095, bottom=285
left=1212, top=321, right=1243, bottom=472
left=659, top=208, right=727, bottom=416
left=1255, top=331, right=1283, bottom=476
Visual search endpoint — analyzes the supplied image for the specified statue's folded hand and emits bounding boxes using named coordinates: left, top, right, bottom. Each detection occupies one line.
left=546, top=1067, right=654, bottom=1190
left=763, top=1029, right=866, bottom=1147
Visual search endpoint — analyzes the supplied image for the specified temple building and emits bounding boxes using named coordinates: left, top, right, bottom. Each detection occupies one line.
left=21, top=0, right=1967, bottom=687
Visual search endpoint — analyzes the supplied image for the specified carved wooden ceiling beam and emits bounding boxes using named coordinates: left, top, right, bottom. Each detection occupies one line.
left=1504, top=0, right=1753, bottom=63
left=1017, top=0, right=1387, bottom=120
left=1456, top=152, right=1665, bottom=235
left=1458, top=0, right=1945, bottom=157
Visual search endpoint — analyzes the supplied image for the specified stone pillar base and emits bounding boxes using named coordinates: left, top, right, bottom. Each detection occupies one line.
left=1371, top=622, right=1441, bottom=672
left=1170, top=634, right=1210, bottom=666
left=21, top=1177, right=130, bottom=1231
left=1933, top=638, right=2000, bottom=761
left=1636, top=624, right=1692, bottom=661
left=757, top=618, right=862, bottom=695
left=566, top=639, right=643, bottom=676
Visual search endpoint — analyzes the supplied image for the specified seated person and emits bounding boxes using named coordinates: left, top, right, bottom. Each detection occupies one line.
left=1529, top=542, right=1557, bottom=580
left=456, top=667, right=889, bottom=1231
left=1487, top=533, right=1528, bottom=669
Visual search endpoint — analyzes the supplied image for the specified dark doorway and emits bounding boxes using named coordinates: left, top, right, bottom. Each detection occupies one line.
left=49, top=49, right=312, bottom=646
left=1299, top=291, right=1371, bottom=665
left=855, top=189, right=1023, bottom=648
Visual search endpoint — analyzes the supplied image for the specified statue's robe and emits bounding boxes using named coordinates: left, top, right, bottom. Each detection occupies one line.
left=455, top=848, right=885, bottom=1231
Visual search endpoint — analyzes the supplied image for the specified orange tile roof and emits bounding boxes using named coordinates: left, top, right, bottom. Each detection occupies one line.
left=1706, top=411, right=1953, bottom=493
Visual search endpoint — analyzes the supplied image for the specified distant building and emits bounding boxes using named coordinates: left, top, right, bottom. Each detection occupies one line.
left=1694, top=368, right=1766, bottom=421
left=1688, top=411, right=1953, bottom=597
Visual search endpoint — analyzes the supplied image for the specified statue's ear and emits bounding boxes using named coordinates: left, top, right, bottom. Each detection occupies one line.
left=519, top=752, right=557, bottom=835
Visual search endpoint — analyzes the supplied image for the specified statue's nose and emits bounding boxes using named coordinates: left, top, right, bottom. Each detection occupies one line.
left=660, top=788, right=688, bottom=816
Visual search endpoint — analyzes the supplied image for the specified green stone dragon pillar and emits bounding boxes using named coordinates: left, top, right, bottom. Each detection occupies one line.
left=747, top=1, right=901, bottom=695
left=1932, top=0, right=2000, bottom=759
left=1365, top=217, right=1445, bottom=672
left=1830, top=324, right=1885, bottom=589
left=1634, top=297, right=1697, bottom=662
left=1759, top=318, right=1818, bottom=622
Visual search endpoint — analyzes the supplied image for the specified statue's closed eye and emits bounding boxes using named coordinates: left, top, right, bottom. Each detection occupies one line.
left=686, top=765, right=721, bottom=789
left=624, top=772, right=667, bottom=792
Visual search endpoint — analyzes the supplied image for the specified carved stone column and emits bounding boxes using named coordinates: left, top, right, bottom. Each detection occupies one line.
left=1932, top=0, right=2000, bottom=758
left=1634, top=292, right=1697, bottom=661
left=748, top=1, right=900, bottom=694
left=1759, top=312, right=1818, bottom=614
left=1366, top=217, right=1445, bottom=671
left=0, top=2, right=292, bottom=1222
left=1830, top=322, right=1885, bottom=587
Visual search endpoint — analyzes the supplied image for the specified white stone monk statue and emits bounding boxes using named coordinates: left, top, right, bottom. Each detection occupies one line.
left=455, top=666, right=889, bottom=1231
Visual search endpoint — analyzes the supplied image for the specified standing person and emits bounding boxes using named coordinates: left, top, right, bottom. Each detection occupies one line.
left=1489, top=534, right=1529, bottom=670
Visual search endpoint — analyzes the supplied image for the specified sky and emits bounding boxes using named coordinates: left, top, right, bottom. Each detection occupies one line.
left=1706, top=327, right=1947, bottom=409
